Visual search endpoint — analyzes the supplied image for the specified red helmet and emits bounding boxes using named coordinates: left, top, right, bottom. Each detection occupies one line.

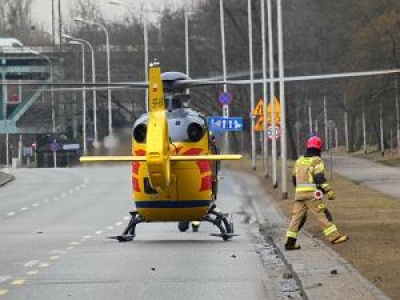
left=307, top=136, right=323, bottom=150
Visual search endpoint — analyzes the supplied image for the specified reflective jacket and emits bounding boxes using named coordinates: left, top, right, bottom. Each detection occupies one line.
left=292, top=156, right=331, bottom=200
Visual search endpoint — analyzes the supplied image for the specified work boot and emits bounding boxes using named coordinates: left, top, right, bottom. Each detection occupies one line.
left=284, top=237, right=301, bottom=251
left=331, top=235, right=349, bottom=244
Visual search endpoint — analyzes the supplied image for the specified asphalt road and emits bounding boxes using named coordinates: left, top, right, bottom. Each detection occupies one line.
left=0, top=166, right=282, bottom=300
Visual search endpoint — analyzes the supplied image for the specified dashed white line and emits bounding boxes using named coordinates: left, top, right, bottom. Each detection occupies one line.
left=23, top=260, right=40, bottom=268
left=106, top=226, right=114, bottom=230
left=32, top=203, right=40, bottom=207
left=116, top=222, right=123, bottom=226
left=0, top=276, right=11, bottom=284
left=21, top=207, right=29, bottom=211
left=7, top=212, right=16, bottom=217
left=123, top=216, right=130, bottom=221
left=43, top=199, right=49, bottom=204
left=68, top=189, right=74, bottom=195
left=95, top=230, right=103, bottom=235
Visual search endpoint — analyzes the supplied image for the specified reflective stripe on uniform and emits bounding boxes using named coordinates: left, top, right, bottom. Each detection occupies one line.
left=286, top=231, right=298, bottom=238
left=296, top=183, right=317, bottom=193
left=323, top=224, right=338, bottom=236
left=317, top=203, right=325, bottom=209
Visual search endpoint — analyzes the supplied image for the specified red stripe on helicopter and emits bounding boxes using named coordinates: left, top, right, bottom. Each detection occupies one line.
left=133, top=177, right=140, bottom=192
left=197, top=160, right=211, bottom=173
left=132, top=149, right=146, bottom=175
left=182, top=148, right=203, bottom=156
left=200, top=175, right=212, bottom=191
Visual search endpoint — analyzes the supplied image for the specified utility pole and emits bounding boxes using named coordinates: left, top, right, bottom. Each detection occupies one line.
left=344, top=93, right=349, bottom=151
left=261, top=0, right=268, bottom=177
left=324, top=96, right=328, bottom=149
left=277, top=0, right=288, bottom=199
left=248, top=0, right=256, bottom=169
left=363, top=107, right=367, bottom=154
left=267, top=0, right=277, bottom=188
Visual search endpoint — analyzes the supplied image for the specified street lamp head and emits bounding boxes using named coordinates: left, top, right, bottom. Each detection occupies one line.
left=68, top=40, right=83, bottom=45
left=62, top=33, right=73, bottom=40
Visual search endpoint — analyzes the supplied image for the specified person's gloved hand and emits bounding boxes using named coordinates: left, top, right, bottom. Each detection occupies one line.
left=327, top=191, right=336, bottom=200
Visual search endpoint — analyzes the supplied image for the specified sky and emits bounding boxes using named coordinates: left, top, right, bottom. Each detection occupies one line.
left=32, top=0, right=185, bottom=31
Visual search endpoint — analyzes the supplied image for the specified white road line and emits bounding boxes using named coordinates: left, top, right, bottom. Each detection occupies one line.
left=106, top=226, right=114, bottom=230
left=32, top=203, right=40, bottom=207
left=82, top=235, right=92, bottom=239
left=68, top=189, right=74, bottom=194
left=21, top=207, right=29, bottom=211
left=53, top=196, right=59, bottom=201
left=123, top=216, right=130, bottom=221
left=7, top=212, right=16, bottom=217
left=23, top=260, right=40, bottom=268
left=43, top=199, right=49, bottom=204
left=0, top=276, right=11, bottom=284
left=49, top=250, right=67, bottom=255
left=116, top=222, right=123, bottom=226
left=60, top=193, right=67, bottom=198
left=0, top=289, right=8, bottom=296
left=75, top=186, right=81, bottom=191
left=95, top=230, right=103, bottom=235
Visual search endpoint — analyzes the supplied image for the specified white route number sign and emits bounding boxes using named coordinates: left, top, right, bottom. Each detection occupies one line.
left=267, top=125, right=280, bottom=140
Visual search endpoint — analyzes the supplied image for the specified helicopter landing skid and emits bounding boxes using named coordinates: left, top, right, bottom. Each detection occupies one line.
left=203, top=204, right=237, bottom=241
left=108, top=211, right=145, bottom=242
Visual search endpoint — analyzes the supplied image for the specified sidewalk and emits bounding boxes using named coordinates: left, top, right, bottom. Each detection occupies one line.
left=330, top=154, right=400, bottom=199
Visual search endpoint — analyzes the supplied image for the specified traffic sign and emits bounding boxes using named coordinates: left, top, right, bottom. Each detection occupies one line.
left=267, top=98, right=281, bottom=124
left=208, top=116, right=243, bottom=132
left=49, top=140, right=60, bottom=152
left=252, top=99, right=264, bottom=116
left=267, top=125, right=281, bottom=139
left=218, top=91, right=233, bottom=105
left=253, top=116, right=265, bottom=131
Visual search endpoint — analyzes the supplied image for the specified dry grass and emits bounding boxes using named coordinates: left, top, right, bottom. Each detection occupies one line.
left=225, top=156, right=400, bottom=300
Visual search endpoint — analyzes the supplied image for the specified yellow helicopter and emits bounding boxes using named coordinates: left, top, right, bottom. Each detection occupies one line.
left=80, top=60, right=242, bottom=241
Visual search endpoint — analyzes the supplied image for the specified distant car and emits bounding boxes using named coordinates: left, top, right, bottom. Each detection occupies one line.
left=0, top=37, right=24, bottom=48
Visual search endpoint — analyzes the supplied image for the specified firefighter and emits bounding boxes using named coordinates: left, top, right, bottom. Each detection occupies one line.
left=284, top=136, right=349, bottom=250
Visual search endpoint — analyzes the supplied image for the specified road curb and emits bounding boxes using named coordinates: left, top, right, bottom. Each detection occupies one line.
left=0, top=171, right=14, bottom=187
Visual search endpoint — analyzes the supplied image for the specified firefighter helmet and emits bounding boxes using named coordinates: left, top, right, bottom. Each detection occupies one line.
left=307, top=136, right=323, bottom=150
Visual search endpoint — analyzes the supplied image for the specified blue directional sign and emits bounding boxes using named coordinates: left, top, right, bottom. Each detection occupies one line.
left=207, top=116, right=243, bottom=132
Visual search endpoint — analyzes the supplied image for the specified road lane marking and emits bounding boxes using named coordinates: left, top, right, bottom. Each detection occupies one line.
left=0, top=289, right=8, bottom=296
left=66, top=246, right=75, bottom=251
left=39, top=263, right=49, bottom=268
left=11, top=279, right=25, bottom=285
left=53, top=196, right=59, bottom=201
left=26, top=270, right=38, bottom=276
left=49, top=250, right=67, bottom=255
left=60, top=193, right=67, bottom=198
left=123, top=216, right=130, bottom=221
left=32, top=203, right=40, bottom=207
left=50, top=256, right=60, bottom=261
left=23, top=260, right=40, bottom=268
left=95, top=231, right=103, bottom=235
left=21, top=207, right=29, bottom=211
left=75, top=186, right=81, bottom=191
left=7, top=212, right=16, bottom=217
left=106, top=226, right=114, bottom=230
left=68, top=189, right=74, bottom=194
left=69, top=241, right=80, bottom=245
left=116, top=222, right=123, bottom=226
left=0, top=277, right=11, bottom=284
left=83, top=235, right=92, bottom=239
left=43, top=199, right=49, bottom=203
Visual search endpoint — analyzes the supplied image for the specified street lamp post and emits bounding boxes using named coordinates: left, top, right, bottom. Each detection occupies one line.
left=62, top=34, right=98, bottom=149
left=74, top=18, right=113, bottom=138
left=68, top=40, right=87, bottom=155
left=248, top=0, right=256, bottom=170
